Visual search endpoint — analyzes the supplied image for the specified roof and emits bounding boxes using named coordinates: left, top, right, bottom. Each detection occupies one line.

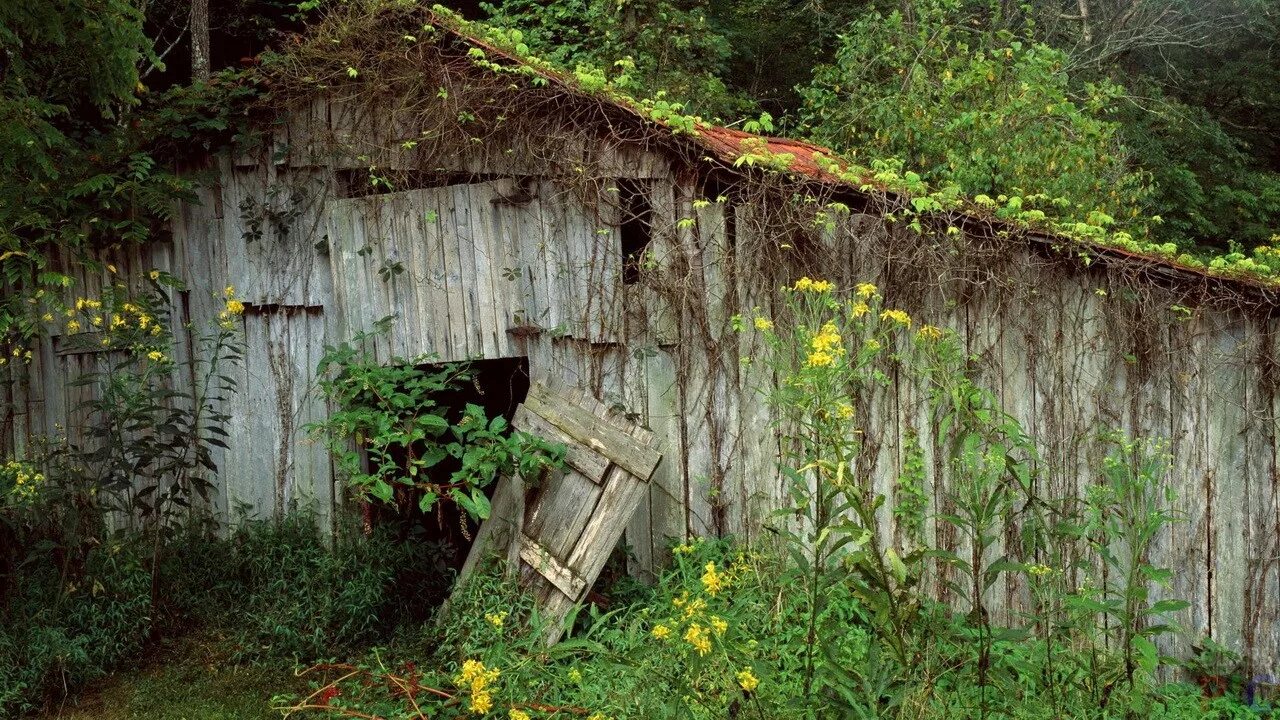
left=284, top=9, right=1280, bottom=308
left=695, top=126, right=845, bottom=183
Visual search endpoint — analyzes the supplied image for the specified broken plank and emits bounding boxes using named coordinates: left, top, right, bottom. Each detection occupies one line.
left=519, top=533, right=587, bottom=600
left=524, top=382, right=661, bottom=480
left=513, top=404, right=610, bottom=483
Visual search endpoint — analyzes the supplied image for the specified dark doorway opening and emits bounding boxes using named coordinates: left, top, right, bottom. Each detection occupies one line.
left=370, top=356, right=530, bottom=618
left=618, top=179, right=653, bottom=285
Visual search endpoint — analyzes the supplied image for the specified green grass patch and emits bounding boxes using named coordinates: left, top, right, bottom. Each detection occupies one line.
left=36, top=633, right=305, bottom=720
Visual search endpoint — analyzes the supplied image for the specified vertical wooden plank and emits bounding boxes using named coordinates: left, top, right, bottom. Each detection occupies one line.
left=1243, top=319, right=1279, bottom=677
left=1207, top=311, right=1249, bottom=657
left=420, top=193, right=452, bottom=358
left=440, top=187, right=471, bottom=360
left=645, top=348, right=685, bottom=563
left=1167, top=307, right=1212, bottom=656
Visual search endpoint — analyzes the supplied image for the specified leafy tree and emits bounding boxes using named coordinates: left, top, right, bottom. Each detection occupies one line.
left=479, top=0, right=753, bottom=119
left=1121, top=92, right=1280, bottom=250
left=798, top=0, right=1148, bottom=226
left=0, top=1, right=163, bottom=354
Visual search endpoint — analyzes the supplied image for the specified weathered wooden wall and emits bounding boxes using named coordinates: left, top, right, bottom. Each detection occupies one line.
left=3, top=130, right=1277, bottom=675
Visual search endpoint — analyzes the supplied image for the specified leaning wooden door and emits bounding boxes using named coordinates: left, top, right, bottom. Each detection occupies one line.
left=457, top=382, right=662, bottom=643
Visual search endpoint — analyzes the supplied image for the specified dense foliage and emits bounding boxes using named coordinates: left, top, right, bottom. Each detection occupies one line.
left=799, top=0, right=1149, bottom=231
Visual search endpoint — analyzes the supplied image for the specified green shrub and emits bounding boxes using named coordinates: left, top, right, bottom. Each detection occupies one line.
left=0, top=537, right=151, bottom=716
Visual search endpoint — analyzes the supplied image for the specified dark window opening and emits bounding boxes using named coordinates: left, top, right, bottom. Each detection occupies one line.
left=370, top=356, right=530, bottom=617
left=700, top=173, right=738, bottom=253
left=618, top=179, right=653, bottom=285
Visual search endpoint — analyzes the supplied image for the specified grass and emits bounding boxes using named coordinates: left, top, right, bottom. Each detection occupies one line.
left=36, top=633, right=305, bottom=720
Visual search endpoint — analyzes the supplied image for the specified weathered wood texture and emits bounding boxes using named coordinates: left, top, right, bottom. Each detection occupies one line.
left=4, top=144, right=1278, bottom=674
left=456, top=382, right=660, bottom=643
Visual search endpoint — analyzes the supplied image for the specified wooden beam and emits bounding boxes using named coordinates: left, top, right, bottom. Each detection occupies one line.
left=519, top=533, right=586, bottom=600
left=523, top=383, right=661, bottom=480
left=513, top=404, right=610, bottom=483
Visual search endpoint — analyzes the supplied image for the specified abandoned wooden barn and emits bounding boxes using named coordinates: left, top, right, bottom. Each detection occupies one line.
left=2, top=8, right=1278, bottom=673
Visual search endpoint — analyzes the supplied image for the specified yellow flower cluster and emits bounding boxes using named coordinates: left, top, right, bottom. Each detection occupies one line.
left=855, top=282, right=879, bottom=299
left=736, top=668, right=760, bottom=693
left=837, top=403, right=855, bottom=419
left=879, top=309, right=912, bottom=328
left=651, top=623, right=671, bottom=639
left=486, top=611, right=508, bottom=629
left=509, top=710, right=531, bottom=720
left=791, top=277, right=834, bottom=293
left=455, top=659, right=500, bottom=715
left=219, top=286, right=246, bottom=329
left=4, top=460, right=45, bottom=502
left=851, top=301, right=870, bottom=318
left=700, top=562, right=726, bottom=597
left=0, top=345, right=33, bottom=366
left=806, top=322, right=844, bottom=368
left=917, top=325, right=944, bottom=341
left=753, top=316, right=773, bottom=331
left=62, top=295, right=163, bottom=340
left=1027, top=564, right=1054, bottom=577
left=684, top=623, right=711, bottom=656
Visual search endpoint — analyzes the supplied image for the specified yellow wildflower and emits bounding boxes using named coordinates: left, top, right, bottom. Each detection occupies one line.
left=710, top=616, right=728, bottom=636
left=486, top=611, right=508, bottom=629
left=792, top=277, right=834, bottom=293
left=652, top=624, right=671, bottom=640
left=151, top=325, right=162, bottom=336
left=810, top=322, right=842, bottom=352
left=587, top=714, right=610, bottom=720
left=147, top=351, right=165, bottom=362
left=805, top=350, right=835, bottom=368
left=100, top=337, right=112, bottom=347
left=1028, top=564, right=1053, bottom=577
left=681, top=596, right=707, bottom=619
left=90, top=315, right=103, bottom=327
left=149, top=270, right=161, bottom=281
left=837, top=403, right=855, bottom=419
left=855, top=282, right=879, bottom=299
left=66, top=319, right=81, bottom=333
left=75, top=298, right=86, bottom=311
left=455, top=659, right=500, bottom=715
left=110, top=315, right=126, bottom=329
left=684, top=623, right=711, bottom=656
left=701, top=562, right=725, bottom=597
left=737, top=668, right=760, bottom=693
left=41, top=313, right=53, bottom=323
left=510, top=710, right=531, bottom=720
left=753, top=316, right=773, bottom=331
left=226, top=299, right=246, bottom=315
left=917, top=325, right=944, bottom=341
left=224, top=285, right=236, bottom=298
left=138, top=315, right=151, bottom=329
left=880, top=309, right=912, bottom=328
left=851, top=301, right=870, bottom=318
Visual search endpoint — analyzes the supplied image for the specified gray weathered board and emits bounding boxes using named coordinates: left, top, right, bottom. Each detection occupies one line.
left=453, top=382, right=662, bottom=644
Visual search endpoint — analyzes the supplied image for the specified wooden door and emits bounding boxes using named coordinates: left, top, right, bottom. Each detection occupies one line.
left=455, top=382, right=662, bottom=643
